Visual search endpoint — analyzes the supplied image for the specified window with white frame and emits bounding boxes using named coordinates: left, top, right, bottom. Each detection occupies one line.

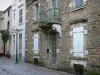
left=19, top=9, right=23, bottom=23
left=33, top=3, right=39, bottom=21
left=74, top=0, right=83, bottom=9
left=72, top=27, right=84, bottom=57
left=33, top=33, right=39, bottom=54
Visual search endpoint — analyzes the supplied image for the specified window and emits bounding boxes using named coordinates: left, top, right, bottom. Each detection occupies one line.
left=33, top=3, right=39, bottom=21
left=73, top=27, right=84, bottom=57
left=19, top=9, right=23, bottom=23
left=74, top=0, right=83, bottom=9
left=19, top=33, right=22, bottom=50
left=14, top=13, right=15, bottom=19
left=33, top=33, right=39, bottom=54
left=7, top=22, right=10, bottom=31
left=8, top=10, right=10, bottom=17
left=52, top=0, right=59, bottom=8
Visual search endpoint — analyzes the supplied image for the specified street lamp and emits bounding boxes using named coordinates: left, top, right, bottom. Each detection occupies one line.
left=12, top=26, right=22, bottom=64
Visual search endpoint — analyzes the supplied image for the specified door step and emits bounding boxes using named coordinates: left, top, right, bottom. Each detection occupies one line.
left=46, top=65, right=58, bottom=70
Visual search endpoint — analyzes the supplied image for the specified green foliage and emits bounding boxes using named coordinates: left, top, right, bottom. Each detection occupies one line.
left=84, top=65, right=100, bottom=75
left=38, top=61, right=45, bottom=67
left=1, top=30, right=10, bottom=44
left=84, top=69, right=100, bottom=75
left=57, top=61, right=74, bottom=73
left=26, top=60, right=34, bottom=64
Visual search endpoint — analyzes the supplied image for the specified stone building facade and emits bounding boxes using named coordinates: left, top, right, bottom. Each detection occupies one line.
left=26, top=0, right=100, bottom=74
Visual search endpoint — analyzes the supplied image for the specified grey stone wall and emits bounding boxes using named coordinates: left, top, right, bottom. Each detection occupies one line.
left=87, top=0, right=100, bottom=66
left=26, top=4, right=34, bottom=63
left=26, top=0, right=100, bottom=72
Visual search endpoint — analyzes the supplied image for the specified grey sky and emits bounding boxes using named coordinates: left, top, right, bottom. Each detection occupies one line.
left=0, top=0, right=12, bottom=11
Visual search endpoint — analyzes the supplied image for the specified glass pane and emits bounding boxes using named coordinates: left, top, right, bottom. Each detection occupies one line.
left=52, top=0, right=56, bottom=8
left=75, top=0, right=83, bottom=8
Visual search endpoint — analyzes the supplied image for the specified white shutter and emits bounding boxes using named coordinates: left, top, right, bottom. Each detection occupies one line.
left=73, top=33, right=79, bottom=53
left=73, top=27, right=84, bottom=57
left=72, top=1, right=75, bottom=9
left=69, top=3, right=73, bottom=8
left=70, top=31, right=73, bottom=36
left=32, top=5, right=36, bottom=21
left=33, top=33, right=39, bottom=54
left=34, top=37, right=39, bottom=50
left=83, top=0, right=87, bottom=5
left=84, top=29, right=88, bottom=34
left=78, top=32, right=84, bottom=53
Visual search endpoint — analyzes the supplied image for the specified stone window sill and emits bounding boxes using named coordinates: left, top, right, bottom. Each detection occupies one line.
left=69, top=55, right=88, bottom=61
left=19, top=22, right=23, bottom=25
left=71, top=6, right=86, bottom=12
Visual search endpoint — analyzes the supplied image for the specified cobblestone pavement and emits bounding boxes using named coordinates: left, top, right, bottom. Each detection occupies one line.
left=0, top=57, right=73, bottom=75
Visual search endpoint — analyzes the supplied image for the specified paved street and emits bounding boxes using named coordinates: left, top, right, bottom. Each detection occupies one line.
left=0, top=57, right=72, bottom=75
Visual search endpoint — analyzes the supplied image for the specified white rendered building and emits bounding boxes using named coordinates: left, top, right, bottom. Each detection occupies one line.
left=11, top=0, right=26, bottom=62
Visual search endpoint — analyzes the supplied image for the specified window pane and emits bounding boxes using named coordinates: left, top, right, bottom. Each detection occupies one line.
left=19, top=9, right=23, bottom=23
left=75, top=0, right=83, bottom=8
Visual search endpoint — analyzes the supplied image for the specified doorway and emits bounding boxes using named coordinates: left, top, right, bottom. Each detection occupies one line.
left=12, top=35, right=16, bottom=59
left=49, top=31, right=57, bottom=65
left=74, top=64, right=84, bottom=75
left=18, top=33, right=22, bottom=61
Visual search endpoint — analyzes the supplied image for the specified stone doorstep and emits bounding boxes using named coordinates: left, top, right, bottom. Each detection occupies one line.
left=46, top=65, right=58, bottom=70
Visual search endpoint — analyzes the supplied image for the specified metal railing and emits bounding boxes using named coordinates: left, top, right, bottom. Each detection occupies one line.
left=39, top=8, right=61, bottom=24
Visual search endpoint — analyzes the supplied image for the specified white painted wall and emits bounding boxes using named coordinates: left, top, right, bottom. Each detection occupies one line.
left=11, top=0, right=26, bottom=62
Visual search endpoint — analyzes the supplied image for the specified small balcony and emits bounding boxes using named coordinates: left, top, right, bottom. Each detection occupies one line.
left=39, top=8, right=61, bottom=25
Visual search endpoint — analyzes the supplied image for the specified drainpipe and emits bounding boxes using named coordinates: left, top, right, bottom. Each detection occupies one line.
left=24, top=0, right=26, bottom=62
